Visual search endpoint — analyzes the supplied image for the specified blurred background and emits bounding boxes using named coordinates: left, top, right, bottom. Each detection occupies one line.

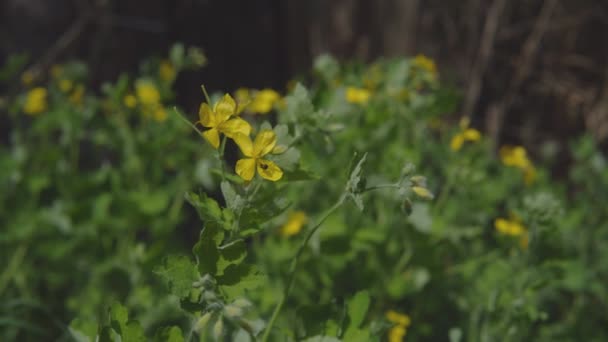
left=0, top=0, right=608, bottom=154
left=3, top=0, right=608, bottom=154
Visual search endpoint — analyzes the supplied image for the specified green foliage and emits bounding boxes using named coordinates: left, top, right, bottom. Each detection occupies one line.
left=1, top=48, right=607, bottom=342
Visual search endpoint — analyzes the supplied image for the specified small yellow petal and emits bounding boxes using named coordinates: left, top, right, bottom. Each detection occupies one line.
left=215, top=94, right=237, bottom=120
left=218, top=117, right=252, bottom=138
left=412, top=186, right=434, bottom=200
left=202, top=128, right=220, bottom=149
left=450, top=134, right=464, bottom=151
left=386, top=310, right=411, bottom=326
left=459, top=116, right=470, bottom=129
left=198, top=103, right=215, bottom=127
left=233, top=133, right=254, bottom=157
left=153, top=106, right=167, bottom=122
left=463, top=128, right=481, bottom=142
left=257, top=159, right=283, bottom=181
left=388, top=325, right=407, bottom=342
left=236, top=158, right=256, bottom=181
left=124, top=94, right=137, bottom=108
left=280, top=211, right=307, bottom=237
left=253, top=129, right=277, bottom=157
left=345, top=87, right=371, bottom=104
left=494, top=218, right=510, bottom=234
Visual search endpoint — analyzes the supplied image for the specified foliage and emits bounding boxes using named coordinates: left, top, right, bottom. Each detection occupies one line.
left=1, top=48, right=607, bottom=342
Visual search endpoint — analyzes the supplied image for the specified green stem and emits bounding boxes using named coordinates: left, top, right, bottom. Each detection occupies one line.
left=0, top=244, right=27, bottom=297
left=173, top=106, right=204, bottom=136
left=261, top=194, right=346, bottom=342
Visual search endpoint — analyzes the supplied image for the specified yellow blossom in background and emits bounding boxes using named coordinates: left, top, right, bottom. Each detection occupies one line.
left=60, top=79, right=74, bottom=93
left=500, top=145, right=536, bottom=185
left=21, top=71, right=35, bottom=87
left=363, top=64, right=383, bottom=90
left=198, top=94, right=251, bottom=149
left=388, top=325, right=407, bottom=342
left=135, top=81, right=161, bottom=107
left=345, top=87, right=371, bottom=104
left=450, top=116, right=481, bottom=151
left=233, top=129, right=283, bottom=181
left=386, top=310, right=411, bottom=326
left=250, top=89, right=280, bottom=114
left=23, top=87, right=48, bottom=115
left=413, top=54, right=437, bottom=77
left=280, top=211, right=308, bottom=237
left=124, top=94, right=137, bottom=108
left=386, top=310, right=411, bottom=342
left=69, top=84, right=85, bottom=105
left=159, top=59, right=176, bottom=83
left=495, top=216, right=529, bottom=249
left=234, top=88, right=252, bottom=109
left=153, top=106, right=168, bottom=122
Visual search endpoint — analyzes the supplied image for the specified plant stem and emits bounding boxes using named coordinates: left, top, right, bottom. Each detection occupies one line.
left=261, top=194, right=346, bottom=342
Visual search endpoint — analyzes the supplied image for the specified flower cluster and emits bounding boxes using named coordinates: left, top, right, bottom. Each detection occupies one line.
left=386, top=310, right=411, bottom=342
left=500, top=145, right=536, bottom=185
left=494, top=216, right=529, bottom=249
left=450, top=117, right=481, bottom=151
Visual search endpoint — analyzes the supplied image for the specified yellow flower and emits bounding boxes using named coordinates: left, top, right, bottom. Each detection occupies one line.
left=159, top=59, right=176, bottom=82
left=153, top=106, right=167, bottom=122
left=59, top=79, right=73, bottom=93
left=124, top=94, right=137, bottom=108
left=386, top=310, right=411, bottom=327
left=233, top=129, right=283, bottom=181
left=69, top=84, right=85, bottom=105
left=23, top=87, right=48, bottom=115
left=413, top=54, right=437, bottom=77
left=280, top=211, right=308, bottom=237
left=135, top=81, right=161, bottom=107
left=386, top=310, right=411, bottom=342
left=235, top=88, right=252, bottom=109
left=499, top=145, right=536, bottom=185
left=388, top=325, right=407, bottom=342
left=345, top=87, right=371, bottom=104
left=450, top=117, right=481, bottom=151
left=250, top=89, right=280, bottom=114
left=495, top=216, right=529, bottom=250
left=198, top=94, right=251, bottom=149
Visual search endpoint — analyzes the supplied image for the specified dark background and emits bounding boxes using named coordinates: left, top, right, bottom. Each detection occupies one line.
left=3, top=0, right=608, bottom=152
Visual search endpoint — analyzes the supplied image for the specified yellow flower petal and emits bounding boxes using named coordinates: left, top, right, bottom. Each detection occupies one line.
left=459, top=116, right=470, bottom=129
left=386, top=310, right=411, bottom=326
left=257, top=159, right=283, bottom=181
left=218, top=117, right=252, bottom=138
left=450, top=134, right=464, bottom=151
left=280, top=211, right=307, bottom=237
left=153, top=106, right=167, bottom=122
left=202, top=128, right=220, bottom=149
left=233, top=133, right=254, bottom=157
left=345, top=87, right=371, bottom=104
left=388, top=325, right=407, bottom=342
left=236, top=158, right=256, bottom=181
left=253, top=129, right=277, bottom=157
left=198, top=103, right=215, bottom=127
left=124, top=94, right=137, bottom=108
left=463, top=128, right=481, bottom=142
left=494, top=218, right=510, bottom=234
left=23, top=87, right=48, bottom=115
left=214, top=94, right=237, bottom=120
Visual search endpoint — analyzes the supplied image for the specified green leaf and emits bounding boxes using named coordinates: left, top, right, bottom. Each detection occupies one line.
left=218, top=264, right=266, bottom=301
left=221, top=180, right=244, bottom=212
left=347, top=291, right=370, bottom=328
left=282, top=84, right=315, bottom=123
left=154, top=326, right=184, bottom=342
left=185, top=191, right=224, bottom=225
left=217, top=239, right=247, bottom=275
left=345, top=153, right=368, bottom=211
left=193, top=224, right=222, bottom=276
left=154, top=255, right=199, bottom=298
left=69, top=317, right=98, bottom=342
left=108, top=302, right=146, bottom=341
left=131, top=190, right=169, bottom=215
